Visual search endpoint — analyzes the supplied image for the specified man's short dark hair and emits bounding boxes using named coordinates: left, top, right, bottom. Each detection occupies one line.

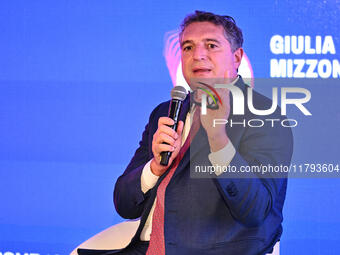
left=180, top=10, right=243, bottom=52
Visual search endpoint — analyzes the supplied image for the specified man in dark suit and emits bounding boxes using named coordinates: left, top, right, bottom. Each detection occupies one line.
left=79, top=10, right=293, bottom=255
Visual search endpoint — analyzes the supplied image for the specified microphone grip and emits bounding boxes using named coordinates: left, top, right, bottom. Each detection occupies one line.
left=160, top=99, right=182, bottom=166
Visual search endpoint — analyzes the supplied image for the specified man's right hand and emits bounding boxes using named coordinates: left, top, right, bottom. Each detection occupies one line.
left=151, top=117, right=184, bottom=176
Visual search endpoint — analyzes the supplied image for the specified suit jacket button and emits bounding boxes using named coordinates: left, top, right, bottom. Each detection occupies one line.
left=226, top=182, right=238, bottom=197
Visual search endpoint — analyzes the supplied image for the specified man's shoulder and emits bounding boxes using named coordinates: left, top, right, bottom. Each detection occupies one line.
left=147, top=100, right=171, bottom=123
left=236, top=77, right=283, bottom=119
left=236, top=77, right=272, bottom=105
left=151, top=100, right=171, bottom=115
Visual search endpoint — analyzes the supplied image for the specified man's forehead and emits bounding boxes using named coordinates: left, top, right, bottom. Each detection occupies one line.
left=181, top=22, right=227, bottom=42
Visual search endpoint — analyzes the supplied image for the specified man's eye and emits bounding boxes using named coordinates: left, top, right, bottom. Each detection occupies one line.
left=183, top=46, right=192, bottom=51
left=208, top=44, right=218, bottom=49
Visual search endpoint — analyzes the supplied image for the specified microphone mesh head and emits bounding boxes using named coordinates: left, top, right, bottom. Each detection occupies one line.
left=171, top=86, right=187, bottom=101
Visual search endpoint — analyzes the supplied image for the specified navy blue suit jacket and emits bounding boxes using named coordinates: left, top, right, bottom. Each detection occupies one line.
left=113, top=77, right=293, bottom=255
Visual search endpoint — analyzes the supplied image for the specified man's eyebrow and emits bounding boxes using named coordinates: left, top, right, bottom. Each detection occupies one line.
left=180, top=38, right=222, bottom=48
left=204, top=38, right=222, bottom=44
left=180, top=40, right=193, bottom=47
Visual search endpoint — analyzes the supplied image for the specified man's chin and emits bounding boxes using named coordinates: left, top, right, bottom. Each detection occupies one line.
left=187, top=73, right=213, bottom=85
left=188, top=76, right=227, bottom=90
left=191, top=72, right=214, bottom=78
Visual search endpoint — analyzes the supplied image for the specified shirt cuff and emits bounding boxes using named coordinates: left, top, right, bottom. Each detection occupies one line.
left=141, top=159, right=159, bottom=193
left=208, top=141, right=236, bottom=176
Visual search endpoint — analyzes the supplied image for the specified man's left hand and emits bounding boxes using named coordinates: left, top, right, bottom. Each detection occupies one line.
left=197, top=74, right=234, bottom=152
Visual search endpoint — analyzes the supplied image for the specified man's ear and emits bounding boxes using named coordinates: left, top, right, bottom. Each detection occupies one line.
left=233, top=47, right=244, bottom=69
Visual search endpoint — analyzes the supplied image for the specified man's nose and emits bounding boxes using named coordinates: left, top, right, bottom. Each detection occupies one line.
left=193, top=45, right=207, bottom=60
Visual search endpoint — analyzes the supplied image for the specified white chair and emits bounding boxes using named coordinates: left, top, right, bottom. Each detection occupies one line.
left=71, top=219, right=280, bottom=255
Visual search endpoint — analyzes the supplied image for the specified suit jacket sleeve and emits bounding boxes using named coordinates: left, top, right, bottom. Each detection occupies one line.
left=213, top=112, right=293, bottom=228
left=113, top=104, right=161, bottom=219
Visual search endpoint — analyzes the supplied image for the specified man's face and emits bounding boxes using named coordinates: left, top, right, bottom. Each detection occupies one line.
left=180, top=21, right=243, bottom=89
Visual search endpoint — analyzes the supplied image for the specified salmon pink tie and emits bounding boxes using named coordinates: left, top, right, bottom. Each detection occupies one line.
left=146, top=109, right=200, bottom=255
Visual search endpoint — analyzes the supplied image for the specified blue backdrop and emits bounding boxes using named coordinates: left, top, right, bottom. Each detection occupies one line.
left=0, top=1, right=339, bottom=254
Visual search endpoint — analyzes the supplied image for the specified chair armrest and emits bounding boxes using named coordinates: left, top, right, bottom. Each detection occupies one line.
left=70, top=219, right=140, bottom=255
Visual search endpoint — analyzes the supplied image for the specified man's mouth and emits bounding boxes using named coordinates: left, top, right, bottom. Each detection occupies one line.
left=192, top=68, right=212, bottom=74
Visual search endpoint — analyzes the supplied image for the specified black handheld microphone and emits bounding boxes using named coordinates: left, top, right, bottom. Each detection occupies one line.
left=160, top=86, right=187, bottom=166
